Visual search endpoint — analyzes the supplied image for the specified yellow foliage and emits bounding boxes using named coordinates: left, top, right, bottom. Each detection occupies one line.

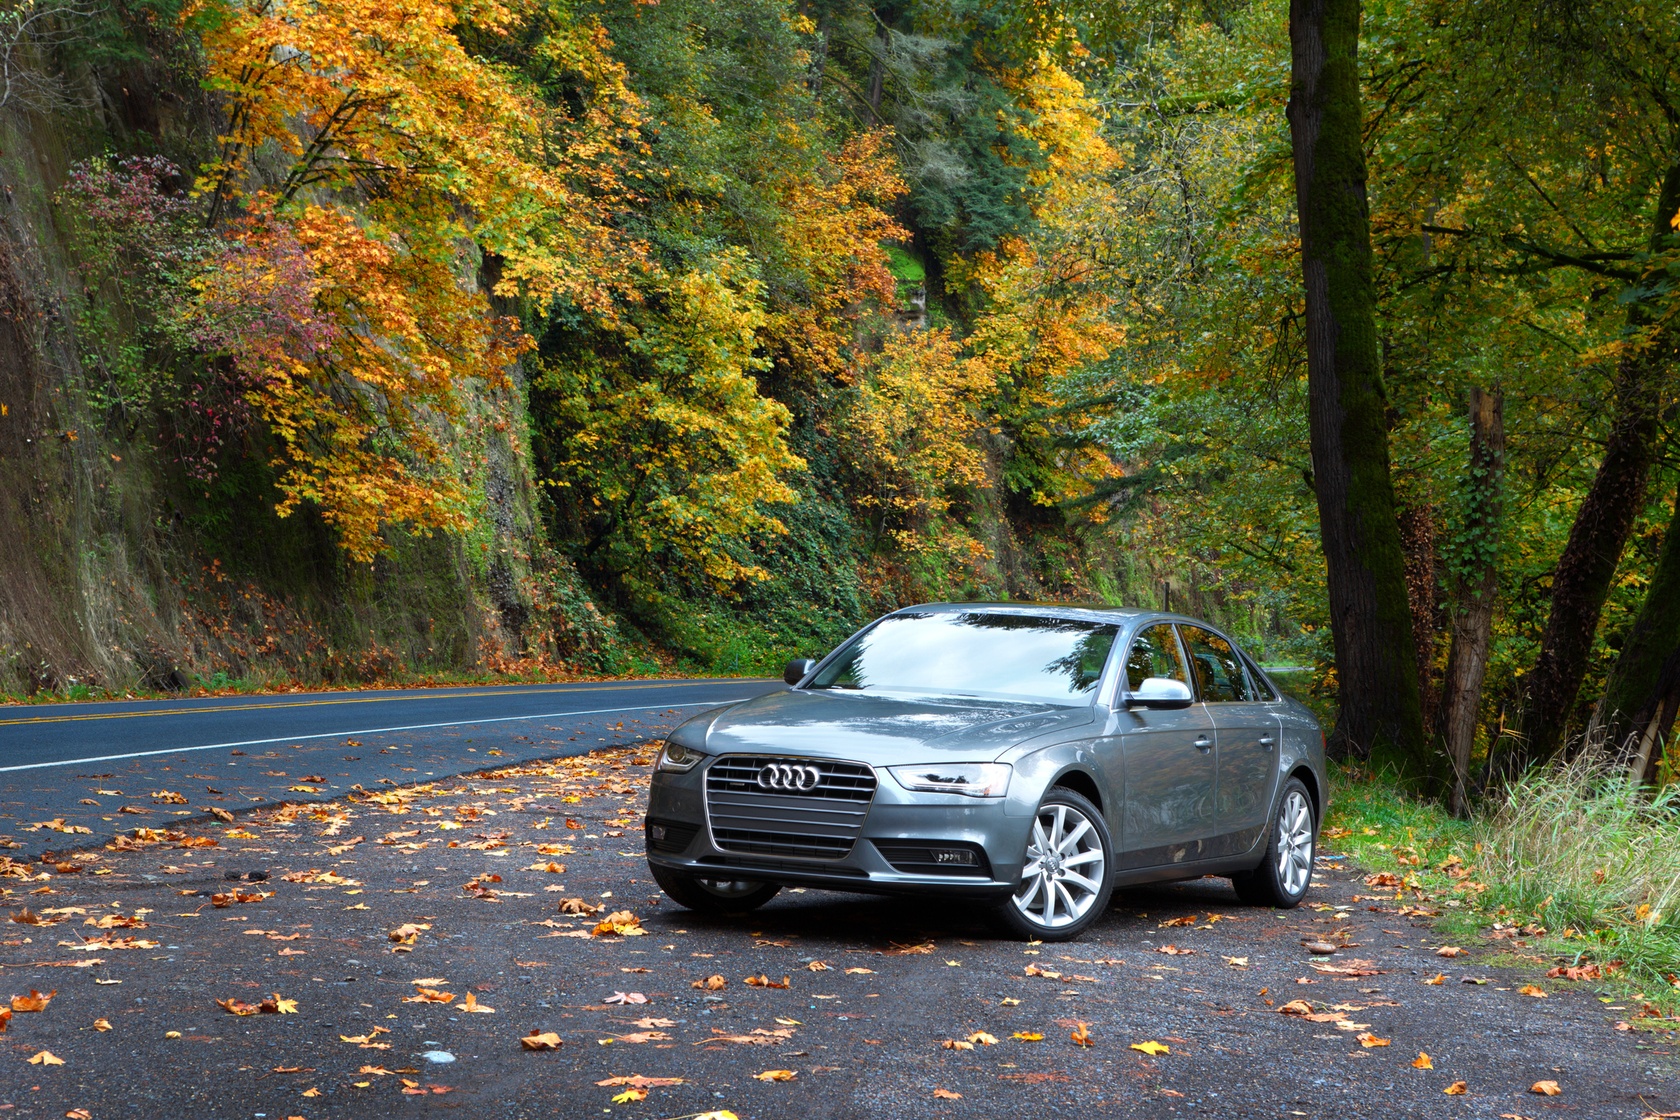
left=538, top=250, right=803, bottom=590
left=187, top=0, right=639, bottom=558
left=763, top=130, right=907, bottom=380
left=844, top=327, right=994, bottom=560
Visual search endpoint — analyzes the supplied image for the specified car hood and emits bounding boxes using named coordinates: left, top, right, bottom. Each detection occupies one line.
left=693, top=688, right=1095, bottom=766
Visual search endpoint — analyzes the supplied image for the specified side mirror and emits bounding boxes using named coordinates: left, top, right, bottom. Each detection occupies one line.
left=784, top=658, right=817, bottom=687
left=1125, top=677, right=1194, bottom=710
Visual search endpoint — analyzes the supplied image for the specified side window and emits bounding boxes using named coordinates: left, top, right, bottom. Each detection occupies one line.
left=1241, top=652, right=1279, bottom=701
left=1178, top=625, right=1252, bottom=703
left=1123, top=623, right=1189, bottom=690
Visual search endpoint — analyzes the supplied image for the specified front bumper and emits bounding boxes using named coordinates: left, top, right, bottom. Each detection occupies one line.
left=645, top=757, right=1032, bottom=899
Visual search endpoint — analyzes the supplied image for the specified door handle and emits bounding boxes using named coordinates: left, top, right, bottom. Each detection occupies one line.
left=1258, top=735, right=1275, bottom=749
left=1194, top=736, right=1213, bottom=751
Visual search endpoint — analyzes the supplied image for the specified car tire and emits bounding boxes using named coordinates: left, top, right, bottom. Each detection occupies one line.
left=649, top=863, right=782, bottom=915
left=992, top=787, right=1115, bottom=942
left=1232, top=777, right=1316, bottom=909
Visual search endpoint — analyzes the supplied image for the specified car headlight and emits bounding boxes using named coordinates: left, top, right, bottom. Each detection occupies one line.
left=656, top=740, right=702, bottom=773
left=887, top=762, right=1011, bottom=798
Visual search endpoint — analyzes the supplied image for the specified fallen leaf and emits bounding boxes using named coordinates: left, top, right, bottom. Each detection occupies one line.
left=66, top=1110, right=92, bottom=1119
left=1518, top=985, right=1547, bottom=998
left=558, top=897, right=604, bottom=915
left=932, top=1088, right=962, bottom=1100
left=1424, top=973, right=1447, bottom=985
left=339, top=1027, right=391, bottom=1047
left=1130, top=1040, right=1170, bottom=1056
left=358, top=1065, right=393, bottom=1076
left=942, top=1038, right=974, bottom=1051
left=388, top=922, right=431, bottom=951
left=1444, top=1081, right=1468, bottom=1095
left=1355, top=1032, right=1390, bottom=1048
left=1070, top=1022, right=1093, bottom=1047
left=703, top=1027, right=794, bottom=1045
left=1225, top=956, right=1249, bottom=968
left=1435, top=946, right=1466, bottom=958
left=1412, top=1052, right=1433, bottom=1069
left=692, top=975, right=727, bottom=991
left=403, top=988, right=454, bottom=1004
left=461, top=992, right=494, bottom=1013
left=806, top=961, right=831, bottom=972
left=217, top=997, right=261, bottom=1016
left=1024, top=964, right=1063, bottom=980
left=521, top=1030, right=562, bottom=1051
left=1531, top=1081, right=1562, bottom=1096
left=755, top=1069, right=797, bottom=1081
left=592, top=911, right=645, bottom=937
left=28, top=1050, right=64, bottom=1065
left=844, top=967, right=874, bottom=975
left=1012, top=1031, right=1045, bottom=1042
left=1278, top=1000, right=1316, bottom=1016
left=967, top=1032, right=998, bottom=1046
left=603, top=991, right=648, bottom=1005
left=633, top=1018, right=677, bottom=1029
left=13, top=989, right=56, bottom=1012
left=93, top=1018, right=112, bottom=1032
left=597, top=1076, right=685, bottom=1088
left=612, top=1088, right=648, bottom=1103
left=743, top=974, right=790, bottom=989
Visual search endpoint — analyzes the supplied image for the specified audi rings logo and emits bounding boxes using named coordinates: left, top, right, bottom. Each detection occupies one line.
left=757, top=762, right=822, bottom=793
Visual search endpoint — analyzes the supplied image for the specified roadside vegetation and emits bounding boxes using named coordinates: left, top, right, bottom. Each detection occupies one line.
left=1328, top=757, right=1680, bottom=1020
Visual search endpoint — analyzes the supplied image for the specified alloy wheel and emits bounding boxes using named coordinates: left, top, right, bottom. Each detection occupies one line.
left=1012, top=802, right=1107, bottom=930
left=1276, top=789, right=1314, bottom=897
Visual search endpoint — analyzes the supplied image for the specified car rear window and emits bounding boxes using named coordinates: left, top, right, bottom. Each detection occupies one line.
left=809, top=612, right=1119, bottom=704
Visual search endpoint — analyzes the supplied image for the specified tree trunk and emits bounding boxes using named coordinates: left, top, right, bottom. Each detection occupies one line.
left=1595, top=485, right=1680, bottom=781
left=1500, top=163, right=1680, bottom=776
left=1399, top=502, right=1442, bottom=731
left=1288, top=0, right=1433, bottom=784
left=1435, top=387, right=1504, bottom=815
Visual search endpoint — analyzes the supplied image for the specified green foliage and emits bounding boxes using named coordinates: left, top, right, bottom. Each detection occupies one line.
left=1330, top=758, right=1680, bottom=1013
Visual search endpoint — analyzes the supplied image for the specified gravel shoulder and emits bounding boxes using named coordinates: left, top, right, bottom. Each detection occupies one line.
left=1, top=743, right=1675, bottom=1119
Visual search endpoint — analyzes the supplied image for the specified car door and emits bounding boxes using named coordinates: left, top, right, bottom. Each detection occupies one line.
left=1110, top=622, right=1219, bottom=868
left=1178, top=624, right=1279, bottom=858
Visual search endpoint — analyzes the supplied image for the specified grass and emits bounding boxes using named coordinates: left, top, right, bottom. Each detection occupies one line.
left=0, top=658, right=717, bottom=708
left=1326, top=757, right=1680, bottom=1023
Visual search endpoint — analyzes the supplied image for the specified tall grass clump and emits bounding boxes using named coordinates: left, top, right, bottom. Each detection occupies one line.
left=1476, top=751, right=1680, bottom=991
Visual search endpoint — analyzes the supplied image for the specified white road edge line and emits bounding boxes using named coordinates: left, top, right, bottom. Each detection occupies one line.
left=0, top=699, right=748, bottom=774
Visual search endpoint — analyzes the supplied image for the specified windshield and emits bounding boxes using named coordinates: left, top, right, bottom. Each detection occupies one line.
left=808, top=612, right=1119, bottom=704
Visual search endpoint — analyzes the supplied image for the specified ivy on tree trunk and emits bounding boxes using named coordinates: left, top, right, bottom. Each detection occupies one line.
left=1435, top=387, right=1503, bottom=815
left=1288, top=0, right=1433, bottom=785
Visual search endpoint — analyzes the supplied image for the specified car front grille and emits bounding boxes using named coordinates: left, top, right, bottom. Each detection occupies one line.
left=704, top=755, right=876, bottom=860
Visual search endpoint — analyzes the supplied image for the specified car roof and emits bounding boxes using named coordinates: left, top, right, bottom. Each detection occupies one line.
left=896, top=601, right=1150, bottom=625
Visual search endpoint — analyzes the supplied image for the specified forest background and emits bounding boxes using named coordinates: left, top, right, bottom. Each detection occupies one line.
left=1, top=0, right=1678, bottom=798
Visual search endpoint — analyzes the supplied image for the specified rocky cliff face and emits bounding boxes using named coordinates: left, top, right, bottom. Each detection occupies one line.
left=0, top=77, right=594, bottom=697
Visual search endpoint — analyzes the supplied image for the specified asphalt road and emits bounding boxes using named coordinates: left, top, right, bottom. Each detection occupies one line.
left=0, top=683, right=1675, bottom=1119
left=0, top=679, right=776, bottom=857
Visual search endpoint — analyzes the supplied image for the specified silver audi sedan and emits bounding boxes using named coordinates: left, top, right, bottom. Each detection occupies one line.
left=644, top=603, right=1326, bottom=941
